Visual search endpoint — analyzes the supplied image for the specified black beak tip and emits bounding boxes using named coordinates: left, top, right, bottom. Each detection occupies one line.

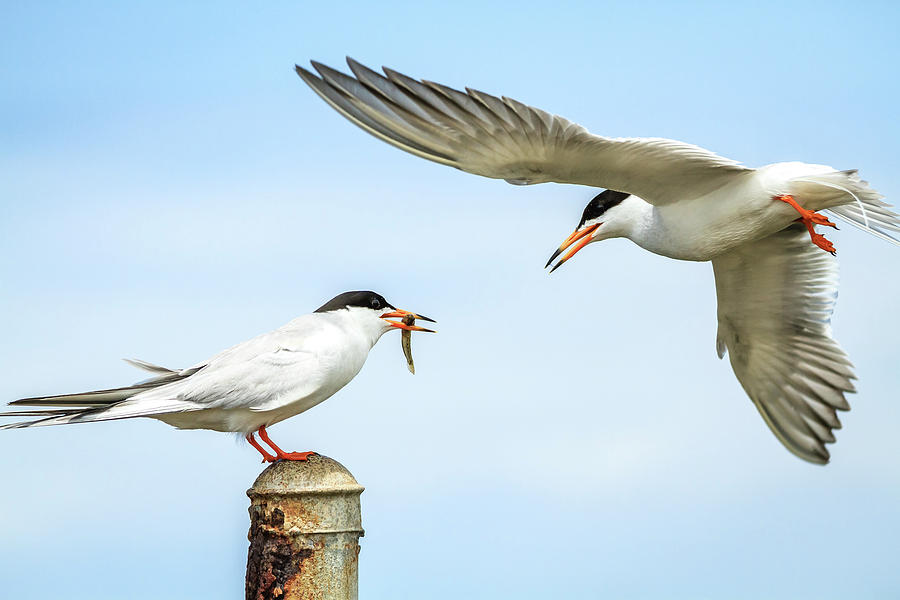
left=545, top=247, right=562, bottom=269
left=548, top=261, right=563, bottom=274
left=416, top=314, right=437, bottom=323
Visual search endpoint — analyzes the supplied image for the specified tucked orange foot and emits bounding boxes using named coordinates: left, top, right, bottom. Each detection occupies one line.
left=804, top=228, right=836, bottom=255
left=246, top=426, right=317, bottom=463
left=775, top=194, right=838, bottom=255
left=272, top=451, right=317, bottom=462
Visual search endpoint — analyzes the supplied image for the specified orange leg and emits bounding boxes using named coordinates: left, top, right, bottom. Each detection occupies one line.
left=775, top=194, right=838, bottom=255
left=246, top=433, right=277, bottom=463
left=256, top=426, right=317, bottom=462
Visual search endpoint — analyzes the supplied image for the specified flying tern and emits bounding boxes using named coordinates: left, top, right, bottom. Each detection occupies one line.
left=1, top=291, right=435, bottom=462
left=296, top=58, right=900, bottom=464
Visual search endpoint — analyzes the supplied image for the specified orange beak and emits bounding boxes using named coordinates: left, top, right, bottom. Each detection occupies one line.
left=545, top=223, right=600, bottom=273
left=380, top=309, right=437, bottom=332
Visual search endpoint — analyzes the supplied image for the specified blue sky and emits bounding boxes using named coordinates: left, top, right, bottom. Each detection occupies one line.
left=2, top=1, right=899, bottom=598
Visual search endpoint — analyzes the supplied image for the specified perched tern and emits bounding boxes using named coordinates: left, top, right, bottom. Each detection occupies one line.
left=296, top=58, right=900, bottom=464
left=1, top=291, right=435, bottom=462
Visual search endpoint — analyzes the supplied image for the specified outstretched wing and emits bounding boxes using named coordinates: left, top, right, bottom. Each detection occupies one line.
left=296, top=58, right=753, bottom=205
left=712, top=224, right=856, bottom=464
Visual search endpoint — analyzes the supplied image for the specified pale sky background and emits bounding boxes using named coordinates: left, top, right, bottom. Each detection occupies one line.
left=2, top=1, right=899, bottom=598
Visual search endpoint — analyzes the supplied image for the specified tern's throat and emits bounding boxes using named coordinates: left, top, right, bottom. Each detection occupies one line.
left=337, top=307, right=391, bottom=348
left=596, top=194, right=654, bottom=245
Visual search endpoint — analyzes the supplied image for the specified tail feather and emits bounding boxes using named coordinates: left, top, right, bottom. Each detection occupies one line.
left=792, top=169, right=900, bottom=246
left=1, top=398, right=199, bottom=429
left=123, top=358, right=178, bottom=375
left=1, top=420, right=48, bottom=430
left=9, top=358, right=200, bottom=409
left=1, top=411, right=82, bottom=430
left=10, top=387, right=157, bottom=407
left=3, top=357, right=202, bottom=429
left=1, top=409, right=82, bottom=417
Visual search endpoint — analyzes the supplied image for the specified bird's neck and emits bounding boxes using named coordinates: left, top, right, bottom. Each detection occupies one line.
left=618, top=196, right=714, bottom=260
left=608, top=195, right=655, bottom=244
left=335, top=309, right=390, bottom=349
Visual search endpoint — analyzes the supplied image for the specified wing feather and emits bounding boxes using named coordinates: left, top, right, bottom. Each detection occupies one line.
left=712, top=224, right=856, bottom=464
left=297, top=58, right=753, bottom=205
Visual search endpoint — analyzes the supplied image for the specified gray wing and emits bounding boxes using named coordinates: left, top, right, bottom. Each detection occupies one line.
left=712, top=224, right=856, bottom=464
left=296, top=58, right=752, bottom=205
left=1, top=360, right=204, bottom=428
left=1, top=321, right=328, bottom=428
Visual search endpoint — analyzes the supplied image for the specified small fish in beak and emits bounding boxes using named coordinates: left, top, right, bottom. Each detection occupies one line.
left=380, top=309, right=437, bottom=332
left=401, top=314, right=416, bottom=374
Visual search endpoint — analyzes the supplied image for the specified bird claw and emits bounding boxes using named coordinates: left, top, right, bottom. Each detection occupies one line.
left=777, top=195, right=838, bottom=255
left=258, top=449, right=317, bottom=463
left=807, top=212, right=838, bottom=229
left=281, top=451, right=316, bottom=462
left=276, top=451, right=317, bottom=462
left=810, top=232, right=836, bottom=255
left=250, top=426, right=317, bottom=463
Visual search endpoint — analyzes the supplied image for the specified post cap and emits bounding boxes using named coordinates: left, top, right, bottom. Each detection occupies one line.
left=247, top=455, right=364, bottom=497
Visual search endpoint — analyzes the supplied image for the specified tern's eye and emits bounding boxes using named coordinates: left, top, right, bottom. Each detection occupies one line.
left=370, top=298, right=381, bottom=309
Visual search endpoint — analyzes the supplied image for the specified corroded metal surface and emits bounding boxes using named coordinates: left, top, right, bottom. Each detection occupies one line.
left=245, top=456, right=364, bottom=600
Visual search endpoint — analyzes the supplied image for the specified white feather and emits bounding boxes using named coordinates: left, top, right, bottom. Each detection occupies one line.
left=712, top=225, right=855, bottom=464
left=2, top=304, right=402, bottom=434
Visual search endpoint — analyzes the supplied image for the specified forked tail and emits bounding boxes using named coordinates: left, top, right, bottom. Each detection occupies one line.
left=1, top=359, right=200, bottom=429
left=791, top=169, right=900, bottom=246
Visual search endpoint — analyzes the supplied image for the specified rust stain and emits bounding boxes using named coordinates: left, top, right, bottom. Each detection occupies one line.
left=295, top=502, right=323, bottom=529
left=245, top=458, right=364, bottom=599
left=245, top=504, right=314, bottom=600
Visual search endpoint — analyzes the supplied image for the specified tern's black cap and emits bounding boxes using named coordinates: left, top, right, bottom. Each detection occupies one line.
left=578, top=190, right=630, bottom=228
left=315, top=291, right=394, bottom=313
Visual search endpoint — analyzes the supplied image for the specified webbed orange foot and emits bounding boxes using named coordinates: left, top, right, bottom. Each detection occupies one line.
left=809, top=231, right=836, bottom=255
left=775, top=194, right=838, bottom=254
left=254, top=426, right=317, bottom=462
left=275, top=451, right=317, bottom=462
left=805, top=212, right=838, bottom=229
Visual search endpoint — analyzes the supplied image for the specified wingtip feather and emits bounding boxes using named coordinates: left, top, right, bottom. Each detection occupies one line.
left=295, top=64, right=321, bottom=84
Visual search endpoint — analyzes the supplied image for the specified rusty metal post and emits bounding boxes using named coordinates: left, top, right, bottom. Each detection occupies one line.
left=245, top=455, right=364, bottom=600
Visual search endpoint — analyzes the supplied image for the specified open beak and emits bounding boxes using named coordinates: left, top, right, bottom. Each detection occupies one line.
left=545, top=223, right=600, bottom=273
left=380, top=309, right=437, bottom=332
